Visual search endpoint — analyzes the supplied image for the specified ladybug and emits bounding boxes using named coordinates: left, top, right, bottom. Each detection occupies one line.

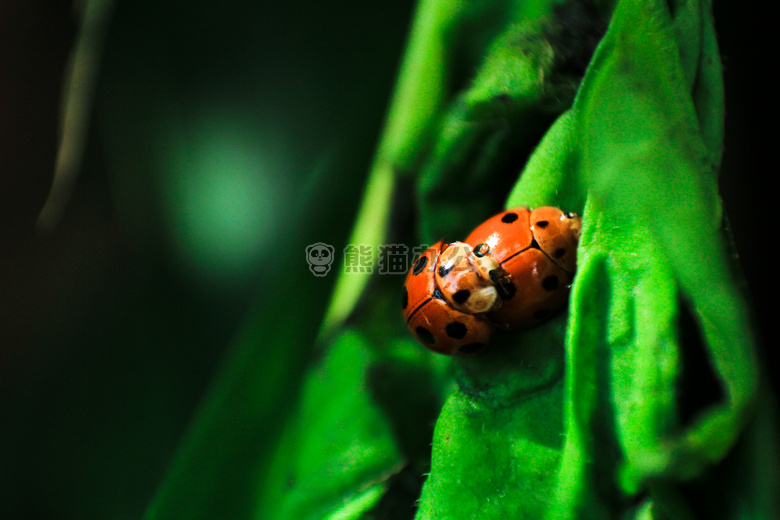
left=402, top=242, right=493, bottom=355
left=464, top=207, right=581, bottom=329
left=402, top=207, right=581, bottom=355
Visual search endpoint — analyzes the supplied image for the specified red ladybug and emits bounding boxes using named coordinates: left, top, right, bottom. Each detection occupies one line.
left=402, top=242, right=493, bottom=355
left=402, top=207, right=581, bottom=355
left=464, top=207, right=581, bottom=329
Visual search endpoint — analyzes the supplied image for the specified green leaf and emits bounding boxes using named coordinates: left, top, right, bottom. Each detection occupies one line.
left=566, top=0, right=757, bottom=493
left=415, top=315, right=569, bottom=519
left=413, top=0, right=606, bottom=241
left=404, top=0, right=765, bottom=517
left=255, top=330, right=402, bottom=520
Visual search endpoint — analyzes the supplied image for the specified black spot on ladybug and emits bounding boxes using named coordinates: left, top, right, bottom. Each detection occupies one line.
left=459, top=342, right=486, bottom=354
left=432, top=287, right=446, bottom=300
left=416, top=326, right=435, bottom=345
left=498, top=280, right=516, bottom=300
left=412, top=255, right=428, bottom=275
left=535, top=220, right=549, bottom=228
left=501, top=212, right=519, bottom=224
left=554, top=248, right=566, bottom=259
left=534, top=309, right=551, bottom=320
left=401, top=287, right=408, bottom=310
left=445, top=321, right=468, bottom=339
left=542, top=275, right=559, bottom=291
left=438, top=264, right=452, bottom=277
left=453, top=289, right=471, bottom=304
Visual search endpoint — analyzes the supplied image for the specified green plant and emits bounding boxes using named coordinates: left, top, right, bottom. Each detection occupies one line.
left=144, top=0, right=777, bottom=519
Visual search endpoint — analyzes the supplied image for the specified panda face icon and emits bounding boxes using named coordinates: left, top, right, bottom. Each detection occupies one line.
left=306, top=243, right=335, bottom=276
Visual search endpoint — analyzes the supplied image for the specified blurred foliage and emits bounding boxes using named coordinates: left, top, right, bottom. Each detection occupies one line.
left=1, top=0, right=414, bottom=519
left=0, top=0, right=777, bottom=520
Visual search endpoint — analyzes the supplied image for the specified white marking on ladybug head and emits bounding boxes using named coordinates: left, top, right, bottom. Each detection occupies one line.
left=464, top=285, right=498, bottom=314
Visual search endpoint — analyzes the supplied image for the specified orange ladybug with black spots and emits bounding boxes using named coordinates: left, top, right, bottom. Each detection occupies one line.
left=402, top=207, right=581, bottom=355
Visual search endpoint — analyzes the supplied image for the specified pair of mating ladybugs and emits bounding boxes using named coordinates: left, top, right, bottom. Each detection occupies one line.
left=402, top=207, right=582, bottom=355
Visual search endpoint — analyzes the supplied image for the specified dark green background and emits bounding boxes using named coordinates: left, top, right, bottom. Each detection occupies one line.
left=0, top=1, right=773, bottom=519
